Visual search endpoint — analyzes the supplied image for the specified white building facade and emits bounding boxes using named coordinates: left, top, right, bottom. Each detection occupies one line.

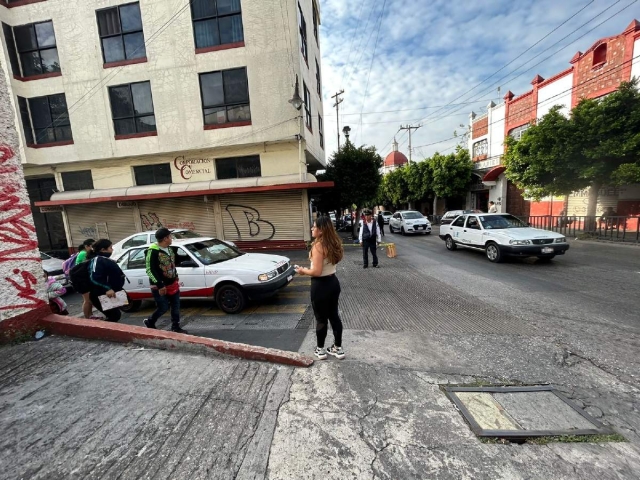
left=1, top=0, right=327, bottom=253
left=468, top=19, right=640, bottom=219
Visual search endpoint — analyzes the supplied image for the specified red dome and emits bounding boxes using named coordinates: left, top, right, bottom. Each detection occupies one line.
left=384, top=151, right=408, bottom=167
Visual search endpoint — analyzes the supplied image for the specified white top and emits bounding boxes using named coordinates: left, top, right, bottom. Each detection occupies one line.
left=358, top=220, right=381, bottom=243
left=310, top=256, right=337, bottom=276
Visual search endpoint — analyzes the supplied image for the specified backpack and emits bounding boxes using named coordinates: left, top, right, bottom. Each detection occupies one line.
left=68, top=260, right=91, bottom=292
left=62, top=253, right=79, bottom=275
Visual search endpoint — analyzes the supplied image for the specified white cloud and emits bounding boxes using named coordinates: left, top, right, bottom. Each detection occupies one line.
left=318, top=0, right=637, bottom=161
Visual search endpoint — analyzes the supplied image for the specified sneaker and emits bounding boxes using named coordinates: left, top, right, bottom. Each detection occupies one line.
left=327, top=345, right=345, bottom=359
left=314, top=347, right=327, bottom=360
left=143, top=319, right=156, bottom=329
left=171, top=326, right=188, bottom=334
left=372, top=265, right=379, bottom=268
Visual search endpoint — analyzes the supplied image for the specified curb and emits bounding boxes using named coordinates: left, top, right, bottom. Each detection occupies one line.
left=40, top=314, right=314, bottom=368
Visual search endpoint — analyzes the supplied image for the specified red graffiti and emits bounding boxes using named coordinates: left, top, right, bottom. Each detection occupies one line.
left=0, top=145, right=18, bottom=174
left=0, top=182, right=39, bottom=262
left=0, top=269, right=46, bottom=311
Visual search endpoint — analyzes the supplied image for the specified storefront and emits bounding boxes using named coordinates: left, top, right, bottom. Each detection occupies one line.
left=35, top=175, right=331, bottom=252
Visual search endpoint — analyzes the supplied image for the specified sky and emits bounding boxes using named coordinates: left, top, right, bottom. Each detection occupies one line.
left=317, top=0, right=639, bottom=162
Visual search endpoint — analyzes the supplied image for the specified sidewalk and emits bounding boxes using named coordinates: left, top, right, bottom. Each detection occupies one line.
left=1, top=248, right=639, bottom=478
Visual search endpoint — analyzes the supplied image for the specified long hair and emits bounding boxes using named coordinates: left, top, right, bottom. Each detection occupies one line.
left=87, top=238, right=112, bottom=259
left=313, top=215, right=343, bottom=265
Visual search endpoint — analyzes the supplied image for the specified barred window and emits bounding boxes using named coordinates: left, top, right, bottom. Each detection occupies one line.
left=472, top=139, right=488, bottom=157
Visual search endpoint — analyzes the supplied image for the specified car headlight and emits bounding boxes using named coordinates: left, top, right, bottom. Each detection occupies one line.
left=509, top=239, right=532, bottom=245
left=258, top=270, right=278, bottom=282
left=555, top=237, right=566, bottom=243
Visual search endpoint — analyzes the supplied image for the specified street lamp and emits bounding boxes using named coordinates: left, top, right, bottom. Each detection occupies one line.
left=342, top=125, right=351, bottom=144
left=289, top=75, right=305, bottom=182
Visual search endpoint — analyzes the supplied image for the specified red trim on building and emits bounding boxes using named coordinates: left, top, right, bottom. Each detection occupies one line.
left=13, top=71, right=62, bottom=82
left=471, top=116, right=488, bottom=139
left=195, top=41, right=245, bottom=54
left=1, top=0, right=47, bottom=7
left=114, top=131, right=157, bottom=140
left=103, top=57, right=147, bottom=69
left=34, top=181, right=335, bottom=207
left=27, top=140, right=74, bottom=149
left=503, top=90, right=513, bottom=140
left=472, top=154, right=488, bottom=162
left=622, top=27, right=637, bottom=82
left=588, top=85, right=619, bottom=99
left=482, top=166, right=506, bottom=182
left=538, top=67, right=573, bottom=88
left=571, top=57, right=581, bottom=108
left=204, top=120, right=252, bottom=130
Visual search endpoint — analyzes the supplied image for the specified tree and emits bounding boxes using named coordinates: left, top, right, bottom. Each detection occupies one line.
left=322, top=141, right=383, bottom=237
left=405, top=160, right=432, bottom=204
left=428, top=147, right=473, bottom=214
left=384, top=166, right=411, bottom=207
left=504, top=80, right=640, bottom=224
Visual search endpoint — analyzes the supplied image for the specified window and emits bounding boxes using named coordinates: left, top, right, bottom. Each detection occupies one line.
left=122, top=234, right=148, bottom=251
left=190, top=0, right=243, bottom=50
left=121, top=248, right=147, bottom=270
left=134, top=164, right=172, bottom=185
left=593, top=43, right=607, bottom=66
left=508, top=124, right=529, bottom=141
left=199, top=67, right=251, bottom=127
left=216, top=155, right=261, bottom=179
left=472, top=139, right=488, bottom=158
left=315, top=58, right=321, bottom=95
left=18, top=93, right=73, bottom=145
left=298, top=4, right=307, bottom=63
left=108, top=81, right=156, bottom=136
left=4, top=20, right=60, bottom=78
left=452, top=216, right=465, bottom=227
left=312, top=1, right=319, bottom=42
left=96, top=2, right=146, bottom=65
left=303, top=81, right=311, bottom=130
left=466, top=216, right=481, bottom=230
left=61, top=171, right=94, bottom=191
left=318, top=114, right=324, bottom=149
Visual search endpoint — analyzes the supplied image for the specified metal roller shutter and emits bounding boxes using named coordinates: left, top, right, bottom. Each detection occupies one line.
left=66, top=203, right=136, bottom=247
left=137, top=196, right=217, bottom=237
left=219, top=191, right=304, bottom=241
left=567, top=189, right=618, bottom=216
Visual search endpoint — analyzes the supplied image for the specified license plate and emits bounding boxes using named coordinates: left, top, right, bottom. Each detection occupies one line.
left=541, top=247, right=554, bottom=254
left=287, top=275, right=293, bottom=282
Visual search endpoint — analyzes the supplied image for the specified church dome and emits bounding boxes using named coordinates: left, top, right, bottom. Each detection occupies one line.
left=384, top=138, right=408, bottom=167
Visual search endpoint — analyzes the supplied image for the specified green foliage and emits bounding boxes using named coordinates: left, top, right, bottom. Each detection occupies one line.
left=384, top=166, right=411, bottom=206
left=504, top=80, right=640, bottom=203
left=322, top=142, right=383, bottom=210
left=429, top=147, right=473, bottom=199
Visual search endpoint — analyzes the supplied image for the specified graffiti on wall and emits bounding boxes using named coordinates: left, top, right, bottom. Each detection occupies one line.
left=0, top=145, right=46, bottom=313
left=78, top=226, right=98, bottom=238
left=225, top=204, right=276, bottom=241
left=140, top=212, right=195, bottom=231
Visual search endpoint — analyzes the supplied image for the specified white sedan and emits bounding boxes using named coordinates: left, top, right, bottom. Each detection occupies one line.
left=116, top=237, right=295, bottom=314
left=439, top=213, right=569, bottom=263
left=389, top=211, right=432, bottom=235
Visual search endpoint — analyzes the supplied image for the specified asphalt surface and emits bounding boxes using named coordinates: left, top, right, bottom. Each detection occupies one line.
left=6, top=232, right=639, bottom=478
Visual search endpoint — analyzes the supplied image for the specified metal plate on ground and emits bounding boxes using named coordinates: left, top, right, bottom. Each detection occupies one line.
left=444, top=386, right=613, bottom=438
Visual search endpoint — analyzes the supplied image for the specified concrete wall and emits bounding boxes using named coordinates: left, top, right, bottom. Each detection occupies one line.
left=488, top=176, right=508, bottom=213
left=537, top=72, right=573, bottom=119
left=0, top=0, right=324, bottom=170
left=0, top=54, right=49, bottom=338
left=488, top=103, right=505, bottom=158
left=631, top=38, right=640, bottom=81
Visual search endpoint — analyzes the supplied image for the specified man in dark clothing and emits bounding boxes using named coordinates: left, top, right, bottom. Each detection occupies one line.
left=87, top=239, right=126, bottom=322
left=359, top=209, right=381, bottom=268
left=377, top=211, right=385, bottom=237
left=144, top=228, right=187, bottom=333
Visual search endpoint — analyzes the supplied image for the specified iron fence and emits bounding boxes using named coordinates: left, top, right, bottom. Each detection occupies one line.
left=517, top=215, right=640, bottom=243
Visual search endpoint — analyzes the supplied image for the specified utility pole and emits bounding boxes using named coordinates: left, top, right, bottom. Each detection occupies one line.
left=399, top=124, right=422, bottom=163
left=332, top=90, right=344, bottom=152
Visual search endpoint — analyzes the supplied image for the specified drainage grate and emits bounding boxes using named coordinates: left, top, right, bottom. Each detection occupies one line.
left=444, top=385, right=613, bottom=439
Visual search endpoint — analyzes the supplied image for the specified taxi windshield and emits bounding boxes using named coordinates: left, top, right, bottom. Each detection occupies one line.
left=185, top=239, right=243, bottom=265
left=480, top=214, right=528, bottom=229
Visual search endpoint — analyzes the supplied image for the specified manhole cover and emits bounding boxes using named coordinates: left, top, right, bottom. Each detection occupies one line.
left=444, top=385, right=613, bottom=439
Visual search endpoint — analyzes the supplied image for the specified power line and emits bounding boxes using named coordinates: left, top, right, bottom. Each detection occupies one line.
left=339, top=98, right=494, bottom=116
left=359, top=0, right=387, bottom=120
left=339, top=0, right=371, bottom=86
left=342, top=1, right=381, bottom=87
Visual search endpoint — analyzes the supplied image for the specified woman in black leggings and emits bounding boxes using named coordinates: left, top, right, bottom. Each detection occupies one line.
left=295, top=215, right=345, bottom=359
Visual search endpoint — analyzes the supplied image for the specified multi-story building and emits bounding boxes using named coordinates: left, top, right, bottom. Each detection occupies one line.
left=468, top=19, right=640, bottom=218
left=1, top=0, right=328, bottom=254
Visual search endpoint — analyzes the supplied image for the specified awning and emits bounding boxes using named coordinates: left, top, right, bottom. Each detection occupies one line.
left=35, top=173, right=334, bottom=207
left=482, top=166, right=506, bottom=182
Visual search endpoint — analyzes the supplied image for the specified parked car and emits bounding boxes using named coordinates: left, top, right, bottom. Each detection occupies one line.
left=111, top=229, right=235, bottom=260
left=116, top=237, right=295, bottom=314
left=378, top=211, right=393, bottom=224
left=389, top=211, right=432, bottom=235
left=439, top=213, right=569, bottom=263
left=40, top=252, right=70, bottom=287
left=329, top=213, right=337, bottom=227
left=440, top=209, right=483, bottom=225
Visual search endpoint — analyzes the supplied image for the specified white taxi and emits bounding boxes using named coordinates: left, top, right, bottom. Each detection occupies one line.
left=389, top=210, right=432, bottom=235
left=439, top=213, right=569, bottom=263
left=116, top=237, right=295, bottom=314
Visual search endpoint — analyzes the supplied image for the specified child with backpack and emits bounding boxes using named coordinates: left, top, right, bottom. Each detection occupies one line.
left=45, top=271, right=69, bottom=315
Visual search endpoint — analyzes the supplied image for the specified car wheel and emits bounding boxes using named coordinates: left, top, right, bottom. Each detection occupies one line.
left=216, top=284, right=246, bottom=314
left=485, top=242, right=503, bottom=263
left=401, top=227, right=406, bottom=236
left=120, top=297, right=142, bottom=313
left=389, top=225, right=395, bottom=233
left=537, top=255, right=555, bottom=262
left=445, top=236, right=457, bottom=251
